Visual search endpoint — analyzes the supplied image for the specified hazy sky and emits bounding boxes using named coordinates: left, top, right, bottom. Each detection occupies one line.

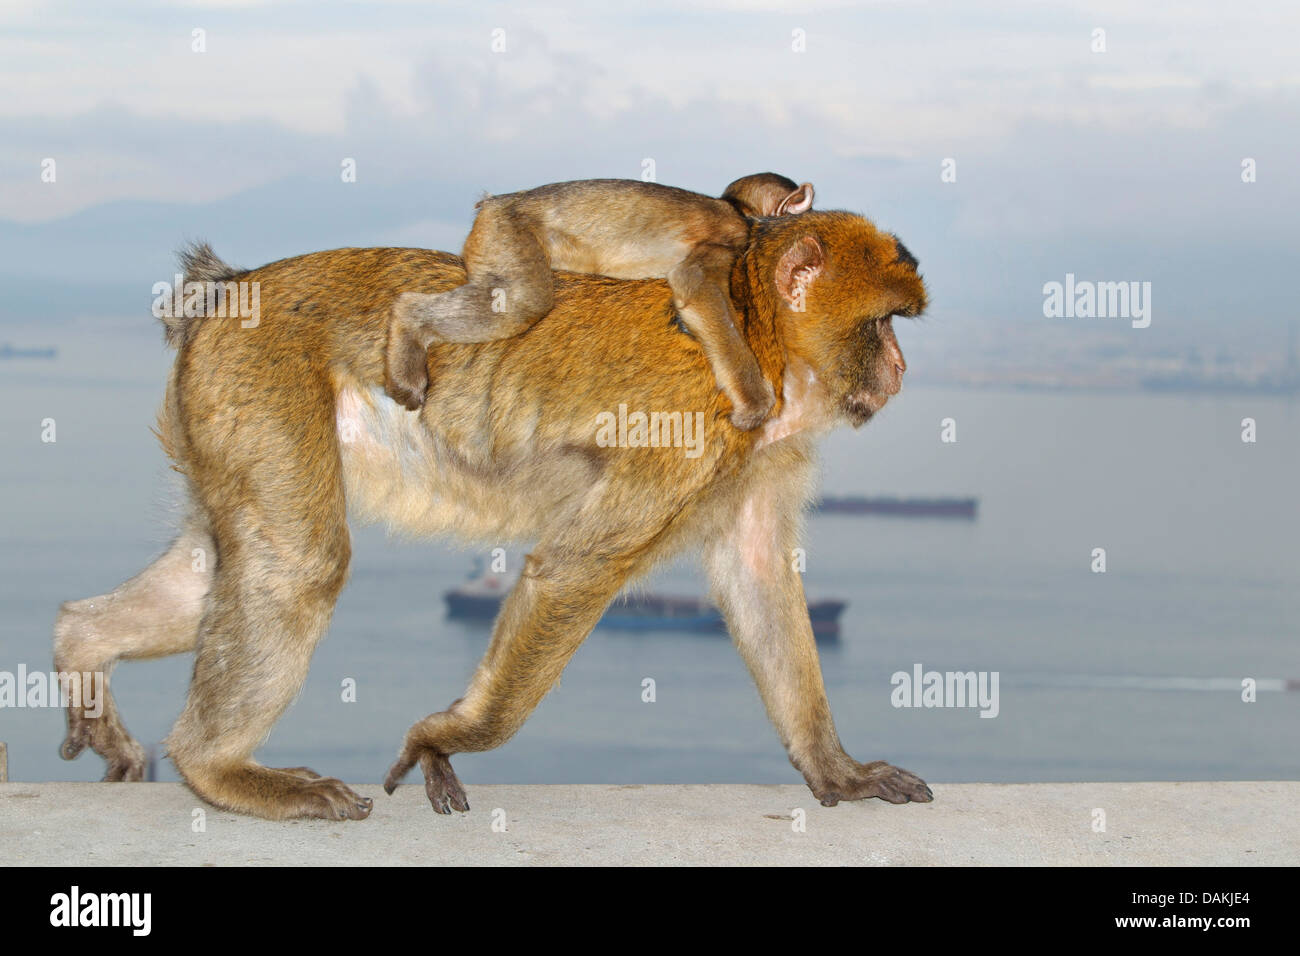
left=1, top=0, right=1297, bottom=334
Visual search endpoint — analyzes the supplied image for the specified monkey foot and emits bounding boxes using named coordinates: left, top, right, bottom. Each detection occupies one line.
left=384, top=300, right=432, bottom=411
left=60, top=709, right=147, bottom=782
left=384, top=369, right=428, bottom=412
left=813, top=760, right=933, bottom=806
left=273, top=771, right=373, bottom=820
left=383, top=749, right=469, bottom=814
left=179, top=763, right=373, bottom=820
left=383, top=364, right=428, bottom=411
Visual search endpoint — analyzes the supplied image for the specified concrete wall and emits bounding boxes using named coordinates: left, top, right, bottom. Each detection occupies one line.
left=3, top=781, right=1296, bottom=865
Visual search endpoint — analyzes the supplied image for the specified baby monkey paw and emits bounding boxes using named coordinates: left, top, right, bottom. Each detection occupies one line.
left=384, top=295, right=432, bottom=411
left=729, top=377, right=776, bottom=431
left=383, top=336, right=430, bottom=411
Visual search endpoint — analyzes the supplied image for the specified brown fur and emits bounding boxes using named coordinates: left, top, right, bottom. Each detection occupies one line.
left=384, top=174, right=814, bottom=430
left=54, top=210, right=929, bottom=820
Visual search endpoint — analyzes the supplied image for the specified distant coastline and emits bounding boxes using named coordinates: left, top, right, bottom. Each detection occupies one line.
left=904, top=374, right=1300, bottom=396
left=1138, top=374, right=1300, bottom=396
left=815, top=496, right=978, bottom=519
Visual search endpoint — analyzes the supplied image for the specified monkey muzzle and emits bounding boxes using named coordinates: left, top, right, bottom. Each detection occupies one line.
left=843, top=389, right=891, bottom=428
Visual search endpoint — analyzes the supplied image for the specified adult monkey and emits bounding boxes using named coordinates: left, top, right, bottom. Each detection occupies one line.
left=384, top=174, right=815, bottom=429
left=53, top=210, right=931, bottom=820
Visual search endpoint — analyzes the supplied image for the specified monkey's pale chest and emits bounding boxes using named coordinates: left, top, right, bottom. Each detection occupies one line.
left=334, top=384, right=592, bottom=546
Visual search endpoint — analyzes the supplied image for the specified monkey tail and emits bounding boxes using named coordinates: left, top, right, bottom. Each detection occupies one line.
left=162, top=241, right=247, bottom=348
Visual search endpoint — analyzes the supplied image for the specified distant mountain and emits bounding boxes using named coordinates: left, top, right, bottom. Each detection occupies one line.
left=0, top=172, right=1293, bottom=356
left=0, top=176, right=471, bottom=323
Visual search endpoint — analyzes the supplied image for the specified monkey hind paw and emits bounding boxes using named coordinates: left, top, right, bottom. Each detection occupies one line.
left=383, top=749, right=469, bottom=815
left=383, top=330, right=432, bottom=411
left=177, top=763, right=373, bottom=821
left=815, top=761, right=934, bottom=807
left=287, top=775, right=374, bottom=820
left=261, top=772, right=373, bottom=820
left=382, top=374, right=428, bottom=408
left=60, top=713, right=147, bottom=782
left=383, top=369, right=428, bottom=412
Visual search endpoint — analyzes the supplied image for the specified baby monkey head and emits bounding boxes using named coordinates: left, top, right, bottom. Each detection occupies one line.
left=722, top=173, right=815, bottom=219
left=755, top=210, right=927, bottom=427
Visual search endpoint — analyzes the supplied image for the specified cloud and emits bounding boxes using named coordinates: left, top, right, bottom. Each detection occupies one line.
left=0, top=0, right=1297, bottom=339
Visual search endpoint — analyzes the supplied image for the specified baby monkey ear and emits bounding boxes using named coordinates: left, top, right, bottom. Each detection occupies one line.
left=722, top=174, right=815, bottom=218
left=776, top=183, right=814, bottom=216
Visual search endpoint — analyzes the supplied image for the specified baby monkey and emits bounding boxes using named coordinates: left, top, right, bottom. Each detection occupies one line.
left=384, top=173, right=814, bottom=429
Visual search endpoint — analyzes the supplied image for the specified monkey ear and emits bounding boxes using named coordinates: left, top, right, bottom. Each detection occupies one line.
left=775, top=235, right=825, bottom=305
left=776, top=183, right=815, bottom=216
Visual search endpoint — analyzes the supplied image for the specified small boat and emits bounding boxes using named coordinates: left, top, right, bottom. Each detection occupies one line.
left=444, top=562, right=845, bottom=640
left=815, top=495, right=977, bottom=519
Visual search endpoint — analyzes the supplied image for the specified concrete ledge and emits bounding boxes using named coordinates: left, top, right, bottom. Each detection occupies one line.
left=2, top=781, right=1295, bottom=865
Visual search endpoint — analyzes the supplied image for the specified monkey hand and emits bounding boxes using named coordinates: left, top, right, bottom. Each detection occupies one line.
left=728, top=375, right=777, bottom=431
left=383, top=747, right=470, bottom=815
left=812, top=759, right=934, bottom=806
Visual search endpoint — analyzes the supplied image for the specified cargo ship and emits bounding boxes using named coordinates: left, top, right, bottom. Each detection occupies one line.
left=814, top=496, right=977, bottom=519
left=0, top=343, right=57, bottom=359
left=445, top=564, right=845, bottom=640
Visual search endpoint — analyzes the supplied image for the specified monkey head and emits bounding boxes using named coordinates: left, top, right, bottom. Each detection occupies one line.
left=752, top=211, right=926, bottom=428
left=722, top=173, right=815, bottom=219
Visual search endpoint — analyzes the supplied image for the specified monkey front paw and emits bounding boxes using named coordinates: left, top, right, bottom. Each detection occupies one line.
left=729, top=379, right=777, bottom=431
left=383, top=748, right=469, bottom=814
left=813, top=760, right=933, bottom=806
